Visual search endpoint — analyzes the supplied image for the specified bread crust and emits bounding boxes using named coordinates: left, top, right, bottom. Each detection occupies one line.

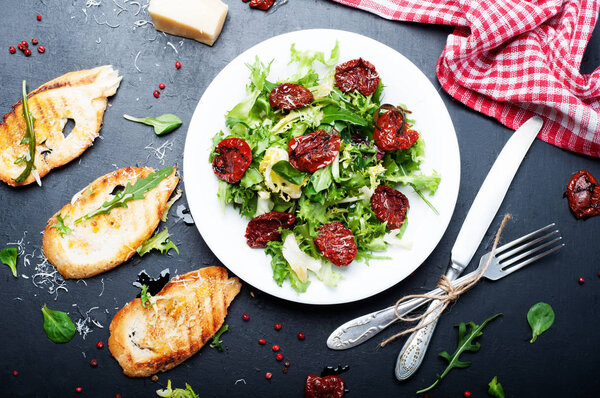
left=42, top=166, right=179, bottom=279
left=108, top=267, right=241, bottom=377
left=0, top=65, right=122, bottom=186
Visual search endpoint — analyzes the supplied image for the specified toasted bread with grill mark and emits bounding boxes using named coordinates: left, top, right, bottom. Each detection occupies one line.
left=42, top=166, right=179, bottom=279
left=108, top=267, right=241, bottom=377
left=0, top=65, right=121, bottom=186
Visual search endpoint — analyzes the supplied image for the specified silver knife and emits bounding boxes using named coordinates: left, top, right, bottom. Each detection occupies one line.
left=394, top=116, right=543, bottom=380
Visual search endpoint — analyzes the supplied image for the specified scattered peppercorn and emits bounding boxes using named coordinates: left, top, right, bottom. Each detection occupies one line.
left=96, top=341, right=104, bottom=349
left=175, top=61, right=181, bottom=69
left=115, top=394, right=122, bottom=398
left=463, top=391, right=471, bottom=398
left=274, top=323, right=282, bottom=331
left=75, top=387, right=83, bottom=393
left=9, top=46, right=16, bottom=54
left=265, top=372, right=272, bottom=380
left=31, top=38, right=38, bottom=45
left=12, top=370, right=18, bottom=377
left=159, top=83, right=165, bottom=90
left=37, top=45, right=45, bottom=53
left=297, top=332, right=305, bottom=340
left=282, top=367, right=288, bottom=374
left=242, top=313, right=250, bottom=321
left=284, top=361, right=290, bottom=367
left=90, top=359, right=98, bottom=368
left=17, top=43, right=25, bottom=51
left=21, top=40, right=28, bottom=49
left=276, top=353, right=283, bottom=361
left=24, top=49, right=32, bottom=57
left=272, top=345, right=280, bottom=352
left=151, top=375, right=159, bottom=382
left=36, top=14, right=42, bottom=21
left=598, top=272, right=600, bottom=278
left=153, top=90, right=160, bottom=98
left=579, top=277, right=585, bottom=285
left=258, top=338, right=266, bottom=345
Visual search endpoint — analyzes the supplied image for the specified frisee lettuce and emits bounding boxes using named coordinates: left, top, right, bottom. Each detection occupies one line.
left=156, top=380, right=199, bottom=398
left=137, top=228, right=179, bottom=256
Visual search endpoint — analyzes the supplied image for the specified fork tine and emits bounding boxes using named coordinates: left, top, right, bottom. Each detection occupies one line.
left=501, top=236, right=563, bottom=268
left=496, top=242, right=565, bottom=278
left=496, top=230, right=559, bottom=261
left=495, top=223, right=555, bottom=254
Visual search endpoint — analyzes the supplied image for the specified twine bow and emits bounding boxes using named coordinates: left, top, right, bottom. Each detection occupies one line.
left=380, top=213, right=512, bottom=347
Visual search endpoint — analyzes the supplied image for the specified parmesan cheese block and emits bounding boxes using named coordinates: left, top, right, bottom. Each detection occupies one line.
left=148, top=0, right=228, bottom=46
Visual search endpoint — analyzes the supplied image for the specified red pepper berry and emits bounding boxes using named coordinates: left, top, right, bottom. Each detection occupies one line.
left=115, top=395, right=122, bottom=398
left=153, top=90, right=160, bottom=98
left=272, top=344, right=280, bottom=352
left=284, top=361, right=290, bottom=367
left=578, top=277, right=585, bottom=285
left=463, top=392, right=471, bottom=398
left=297, top=332, right=305, bottom=340
left=597, top=272, right=600, bottom=278
left=21, top=40, right=29, bottom=48
left=159, top=83, right=165, bottom=90
left=9, top=46, right=16, bottom=54
left=275, top=353, right=283, bottom=361
left=96, top=341, right=104, bottom=349
left=24, top=49, right=32, bottom=57
left=175, top=61, right=181, bottom=69
left=31, top=38, right=38, bottom=45
left=258, top=338, right=266, bottom=345
left=90, top=359, right=98, bottom=368
left=242, top=313, right=250, bottom=321
left=36, top=14, right=42, bottom=21
left=37, top=45, right=45, bottom=53
left=274, top=323, right=282, bottom=331
left=12, top=370, right=18, bottom=376
left=265, top=372, right=272, bottom=380
left=75, top=387, right=83, bottom=393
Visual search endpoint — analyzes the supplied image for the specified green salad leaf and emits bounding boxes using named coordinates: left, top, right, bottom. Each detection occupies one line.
left=49, top=214, right=72, bottom=238
left=123, top=113, right=182, bottom=135
left=488, top=376, right=505, bottom=398
left=41, top=304, right=76, bottom=344
left=14, top=80, right=37, bottom=183
left=139, top=284, right=156, bottom=309
left=321, top=104, right=368, bottom=126
left=137, top=228, right=179, bottom=256
left=75, top=166, right=173, bottom=224
left=156, top=380, right=199, bottom=398
left=209, top=324, right=229, bottom=352
left=272, top=160, right=307, bottom=185
left=527, top=302, right=555, bottom=343
left=0, top=247, right=18, bottom=277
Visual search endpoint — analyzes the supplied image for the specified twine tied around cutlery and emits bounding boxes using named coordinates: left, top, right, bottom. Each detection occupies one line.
left=380, top=213, right=511, bottom=347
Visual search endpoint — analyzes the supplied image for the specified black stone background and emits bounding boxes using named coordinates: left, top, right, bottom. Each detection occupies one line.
left=1, top=0, right=599, bottom=397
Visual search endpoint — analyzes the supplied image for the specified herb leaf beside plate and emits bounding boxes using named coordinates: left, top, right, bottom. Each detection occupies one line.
left=41, top=304, right=76, bottom=344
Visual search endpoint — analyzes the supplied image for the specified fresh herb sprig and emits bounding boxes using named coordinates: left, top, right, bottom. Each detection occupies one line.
left=14, top=80, right=36, bottom=183
left=488, top=376, right=505, bottom=398
left=41, top=304, right=76, bottom=344
left=137, top=228, right=179, bottom=256
left=123, top=113, right=182, bottom=136
left=75, top=166, right=173, bottom=224
left=418, top=313, right=503, bottom=394
left=49, top=214, right=72, bottom=237
left=156, top=380, right=199, bottom=398
left=527, top=302, right=555, bottom=343
left=0, top=247, right=18, bottom=277
left=209, top=324, right=229, bottom=352
left=139, top=284, right=155, bottom=309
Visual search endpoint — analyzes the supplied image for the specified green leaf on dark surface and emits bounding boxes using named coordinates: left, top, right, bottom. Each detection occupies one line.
left=14, top=80, right=37, bottom=183
left=209, top=324, right=229, bottom=352
left=418, top=313, right=503, bottom=394
left=75, top=166, right=174, bottom=224
left=137, top=228, right=179, bottom=257
left=49, top=214, right=72, bottom=238
left=156, top=380, right=200, bottom=398
left=488, top=376, right=505, bottom=398
left=527, top=302, right=555, bottom=343
left=0, top=247, right=18, bottom=277
left=321, top=105, right=368, bottom=126
left=272, top=160, right=307, bottom=185
left=139, top=284, right=154, bottom=309
left=123, top=113, right=182, bottom=135
left=41, top=304, right=76, bottom=344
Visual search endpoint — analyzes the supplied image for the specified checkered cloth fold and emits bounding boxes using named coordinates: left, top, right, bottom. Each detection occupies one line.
left=332, top=0, right=600, bottom=157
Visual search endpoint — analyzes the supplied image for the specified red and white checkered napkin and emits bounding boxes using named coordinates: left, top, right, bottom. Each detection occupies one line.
left=332, top=0, right=600, bottom=157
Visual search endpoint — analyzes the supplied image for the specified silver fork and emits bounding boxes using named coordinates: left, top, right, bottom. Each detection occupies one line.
left=327, top=223, right=565, bottom=351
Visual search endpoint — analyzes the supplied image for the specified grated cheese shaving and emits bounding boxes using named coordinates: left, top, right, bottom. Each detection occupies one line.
left=134, top=50, right=142, bottom=72
left=99, top=278, right=105, bottom=296
left=94, top=14, right=120, bottom=28
left=166, top=41, right=178, bottom=55
left=161, top=189, right=182, bottom=222
left=235, top=379, right=247, bottom=385
left=145, top=140, right=173, bottom=165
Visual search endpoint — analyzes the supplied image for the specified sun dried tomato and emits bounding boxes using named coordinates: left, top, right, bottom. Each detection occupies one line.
left=245, top=212, right=296, bottom=248
left=567, top=170, right=600, bottom=219
left=249, top=0, right=274, bottom=10
left=315, top=222, right=357, bottom=267
left=269, top=83, right=314, bottom=110
left=305, top=374, right=345, bottom=398
left=372, top=104, right=419, bottom=151
left=212, top=138, right=252, bottom=184
left=335, top=58, right=380, bottom=96
left=371, top=185, right=409, bottom=229
left=288, top=130, right=340, bottom=173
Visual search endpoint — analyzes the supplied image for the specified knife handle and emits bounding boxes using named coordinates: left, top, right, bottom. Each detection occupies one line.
left=395, top=299, right=443, bottom=380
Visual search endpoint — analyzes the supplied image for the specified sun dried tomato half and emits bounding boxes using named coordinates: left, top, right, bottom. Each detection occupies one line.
left=372, top=104, right=419, bottom=151
left=288, top=130, right=340, bottom=173
left=249, top=0, right=274, bottom=10
left=212, top=137, right=252, bottom=183
left=315, top=222, right=357, bottom=267
left=269, top=83, right=314, bottom=110
left=245, top=212, right=296, bottom=248
left=567, top=169, right=600, bottom=219
left=335, top=58, right=380, bottom=96
left=371, top=185, right=409, bottom=229
left=305, top=374, right=345, bottom=398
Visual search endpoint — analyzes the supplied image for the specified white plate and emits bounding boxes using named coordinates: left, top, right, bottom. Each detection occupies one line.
left=184, top=29, right=460, bottom=305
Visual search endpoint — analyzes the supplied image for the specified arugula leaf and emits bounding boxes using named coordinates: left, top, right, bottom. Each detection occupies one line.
left=488, top=376, right=505, bottom=398
left=209, top=324, right=229, bottom=352
left=123, top=113, right=182, bottom=135
left=321, top=105, right=368, bottom=126
left=156, top=380, right=199, bottom=398
left=139, top=284, right=155, bottom=309
left=75, top=167, right=174, bottom=224
left=418, top=313, right=503, bottom=394
left=49, top=214, right=72, bottom=238
left=41, top=304, right=76, bottom=344
left=527, top=302, right=555, bottom=343
left=272, top=160, right=307, bottom=185
left=14, top=80, right=37, bottom=183
left=0, top=247, right=18, bottom=277
left=310, top=164, right=333, bottom=193
left=137, top=228, right=179, bottom=257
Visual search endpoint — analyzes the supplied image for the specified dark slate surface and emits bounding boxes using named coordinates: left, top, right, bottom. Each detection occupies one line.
left=1, top=0, right=599, bottom=397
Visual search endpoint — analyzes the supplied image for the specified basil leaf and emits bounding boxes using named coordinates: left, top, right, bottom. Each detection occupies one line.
left=0, top=247, right=18, bottom=277
left=488, top=376, right=505, bottom=398
left=14, top=80, right=37, bottom=183
left=49, top=213, right=72, bottom=238
left=321, top=105, right=368, bottom=126
left=527, top=302, right=555, bottom=343
left=272, top=160, right=307, bottom=185
left=137, top=228, right=179, bottom=257
left=41, top=304, right=76, bottom=344
left=123, top=113, right=182, bottom=136
left=75, top=166, right=174, bottom=224
left=209, top=324, right=228, bottom=352
left=310, top=164, right=333, bottom=193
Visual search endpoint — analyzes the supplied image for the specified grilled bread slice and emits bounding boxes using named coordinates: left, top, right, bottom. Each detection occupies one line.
left=42, top=166, right=179, bottom=279
left=108, top=267, right=241, bottom=377
left=0, top=65, right=122, bottom=186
